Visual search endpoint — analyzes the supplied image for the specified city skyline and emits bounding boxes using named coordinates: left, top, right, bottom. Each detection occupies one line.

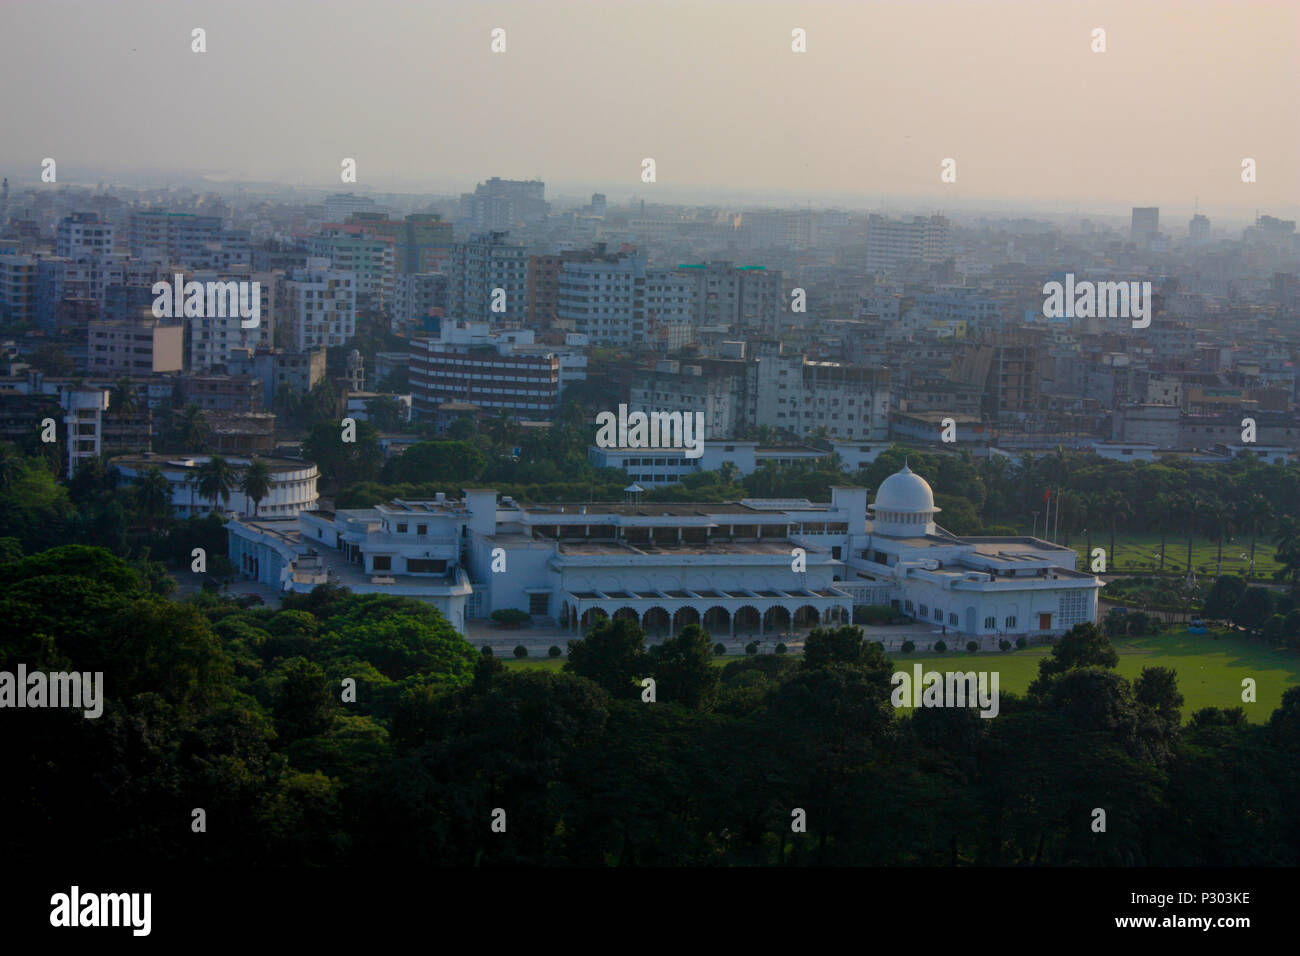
left=1, top=0, right=1296, bottom=220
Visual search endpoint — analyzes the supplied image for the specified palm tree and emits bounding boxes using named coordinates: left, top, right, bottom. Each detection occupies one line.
left=718, top=461, right=741, bottom=487
left=240, top=458, right=275, bottom=517
left=133, top=466, right=172, bottom=535
left=177, top=403, right=210, bottom=450
left=1201, top=497, right=1230, bottom=577
left=1104, top=488, right=1133, bottom=573
left=1233, top=493, right=1272, bottom=580
left=1149, top=492, right=1180, bottom=571
left=109, top=377, right=139, bottom=417
left=196, top=456, right=238, bottom=514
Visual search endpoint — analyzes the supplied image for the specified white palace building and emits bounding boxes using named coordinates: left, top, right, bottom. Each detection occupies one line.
left=227, top=463, right=1100, bottom=641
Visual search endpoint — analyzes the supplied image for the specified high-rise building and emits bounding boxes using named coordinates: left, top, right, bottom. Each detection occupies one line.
left=674, top=261, right=784, bottom=334
left=309, top=226, right=396, bottom=312
left=865, top=214, right=951, bottom=272
left=127, top=211, right=250, bottom=268
left=1189, top=214, right=1211, bottom=242
left=56, top=213, right=114, bottom=258
left=557, top=250, right=693, bottom=347
left=409, top=320, right=560, bottom=417
left=346, top=212, right=454, bottom=273
left=447, top=232, right=528, bottom=325
left=1130, top=207, right=1160, bottom=243
left=278, top=261, right=357, bottom=351
left=459, top=178, right=549, bottom=231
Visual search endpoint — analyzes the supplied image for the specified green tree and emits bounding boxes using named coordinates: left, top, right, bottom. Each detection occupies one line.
left=303, top=419, right=382, bottom=493
left=196, top=455, right=238, bottom=513
left=240, top=458, right=275, bottom=517
left=176, top=403, right=211, bottom=450
left=646, top=624, right=718, bottom=709
left=564, top=616, right=646, bottom=700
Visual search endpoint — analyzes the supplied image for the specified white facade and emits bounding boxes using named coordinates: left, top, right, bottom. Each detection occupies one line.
left=279, top=262, right=357, bottom=351
left=112, top=454, right=320, bottom=519
left=227, top=465, right=1100, bottom=643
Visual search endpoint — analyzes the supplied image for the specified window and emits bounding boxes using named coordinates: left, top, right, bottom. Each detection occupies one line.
left=396, top=523, right=408, bottom=533
left=416, top=524, right=427, bottom=535
left=372, top=556, right=391, bottom=571
left=934, top=608, right=943, bottom=621
left=528, top=592, right=549, bottom=615
left=407, top=558, right=446, bottom=574
left=949, top=613, right=958, bottom=626
left=984, top=616, right=996, bottom=629
left=904, top=600, right=914, bottom=612
left=1005, top=615, right=1017, bottom=628
left=918, top=604, right=928, bottom=616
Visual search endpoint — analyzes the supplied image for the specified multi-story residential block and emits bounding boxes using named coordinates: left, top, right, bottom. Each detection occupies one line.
left=459, top=178, right=549, bottom=231
left=56, top=213, right=115, bottom=257
left=347, top=212, right=454, bottom=273
left=309, top=226, right=395, bottom=312
left=675, top=261, right=784, bottom=335
left=0, top=254, right=38, bottom=324
left=866, top=214, right=951, bottom=273
left=278, top=261, right=357, bottom=351
left=86, top=316, right=184, bottom=376
left=409, top=319, right=560, bottom=417
left=447, top=232, right=528, bottom=325
left=392, top=272, right=449, bottom=332
left=186, top=268, right=277, bottom=369
left=178, top=374, right=262, bottom=412
left=226, top=346, right=327, bottom=408
left=1131, top=207, right=1160, bottom=243
left=126, top=211, right=250, bottom=268
left=748, top=342, right=891, bottom=441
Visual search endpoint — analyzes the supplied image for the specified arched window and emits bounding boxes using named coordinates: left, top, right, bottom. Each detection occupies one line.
left=1005, top=615, right=1017, bottom=628
left=984, top=615, right=996, bottom=629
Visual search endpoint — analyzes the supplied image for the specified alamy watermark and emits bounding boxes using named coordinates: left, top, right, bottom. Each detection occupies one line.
left=152, top=273, right=260, bottom=328
left=0, top=664, right=103, bottom=718
left=50, top=886, right=150, bottom=936
left=891, top=664, right=1000, bottom=718
left=1042, top=273, right=1152, bottom=328
left=594, top=403, right=705, bottom=459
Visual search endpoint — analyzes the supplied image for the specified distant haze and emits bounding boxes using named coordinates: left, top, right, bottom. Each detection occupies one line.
left=2, top=0, right=1296, bottom=219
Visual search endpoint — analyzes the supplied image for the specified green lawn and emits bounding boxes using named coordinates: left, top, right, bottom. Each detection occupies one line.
left=505, top=630, right=1300, bottom=723
left=1047, top=531, right=1280, bottom=576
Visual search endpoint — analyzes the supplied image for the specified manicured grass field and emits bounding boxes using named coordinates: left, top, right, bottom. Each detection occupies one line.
left=1038, top=530, right=1279, bottom=576
left=504, top=630, right=1300, bottom=723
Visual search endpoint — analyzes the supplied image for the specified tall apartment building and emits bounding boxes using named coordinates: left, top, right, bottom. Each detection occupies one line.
left=278, top=261, right=357, bottom=351
left=950, top=332, right=1044, bottom=419
left=447, top=232, right=528, bottom=325
left=459, top=178, right=549, bottom=231
left=324, top=193, right=381, bottom=222
left=748, top=342, right=891, bottom=440
left=409, top=319, right=560, bottom=417
left=309, top=226, right=396, bottom=312
left=1130, top=207, right=1160, bottom=243
left=86, top=316, right=184, bottom=376
left=557, top=250, right=694, bottom=347
left=127, top=211, right=249, bottom=267
left=347, top=212, right=454, bottom=273
left=865, top=214, right=951, bottom=272
left=185, top=268, right=277, bottom=370
left=675, top=261, right=784, bottom=334
left=628, top=359, right=747, bottom=439
left=1189, top=214, right=1211, bottom=242
left=56, top=213, right=115, bottom=257
left=227, top=346, right=327, bottom=409
left=0, top=254, right=37, bottom=325
left=393, top=273, right=449, bottom=332
left=740, top=209, right=816, bottom=249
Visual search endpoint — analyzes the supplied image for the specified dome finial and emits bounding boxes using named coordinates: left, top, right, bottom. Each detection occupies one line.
left=902, top=456, right=911, bottom=473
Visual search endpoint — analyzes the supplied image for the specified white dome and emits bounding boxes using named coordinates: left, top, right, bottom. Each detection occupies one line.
left=872, top=463, right=939, bottom=515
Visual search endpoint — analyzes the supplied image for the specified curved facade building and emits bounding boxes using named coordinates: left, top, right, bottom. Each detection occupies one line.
left=111, top=453, right=319, bottom=518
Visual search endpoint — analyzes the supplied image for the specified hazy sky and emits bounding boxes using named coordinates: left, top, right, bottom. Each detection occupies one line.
left=2, top=0, right=1296, bottom=218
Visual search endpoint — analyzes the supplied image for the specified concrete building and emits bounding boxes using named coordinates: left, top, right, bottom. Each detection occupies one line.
left=409, top=319, right=560, bottom=417
left=447, top=232, right=528, bottom=325
left=227, top=346, right=327, bottom=409
left=56, top=213, right=115, bottom=258
left=278, top=260, right=357, bottom=351
left=866, top=214, right=952, bottom=273
left=225, top=464, right=1099, bottom=642
left=86, top=317, right=184, bottom=376
left=309, top=226, right=396, bottom=312
left=112, top=453, right=319, bottom=519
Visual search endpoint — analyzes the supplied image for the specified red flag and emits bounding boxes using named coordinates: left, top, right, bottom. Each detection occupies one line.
left=1043, top=489, right=1051, bottom=502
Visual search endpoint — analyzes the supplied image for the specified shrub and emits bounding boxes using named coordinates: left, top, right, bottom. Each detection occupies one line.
left=513, top=644, right=528, bottom=659
left=490, top=608, right=531, bottom=628
left=900, top=640, right=915, bottom=654
left=1015, top=636, right=1027, bottom=650
left=480, top=645, right=494, bottom=657
left=745, top=640, right=759, bottom=656
left=774, top=642, right=788, bottom=655
left=548, top=645, right=562, bottom=658
left=713, top=642, right=726, bottom=656
left=965, top=640, right=979, bottom=652
left=934, top=639, right=947, bottom=653
left=999, top=639, right=1012, bottom=652
left=853, top=604, right=894, bottom=626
